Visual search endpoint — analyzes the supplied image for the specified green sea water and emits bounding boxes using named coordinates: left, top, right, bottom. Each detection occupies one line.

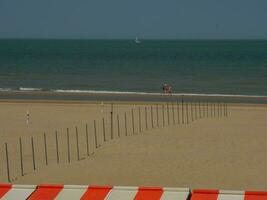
left=0, top=39, right=266, bottom=96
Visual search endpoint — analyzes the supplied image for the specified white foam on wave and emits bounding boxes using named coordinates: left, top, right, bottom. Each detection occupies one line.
left=0, top=88, right=12, bottom=92
left=19, top=87, right=42, bottom=91
left=1, top=88, right=266, bottom=98
left=52, top=89, right=267, bottom=98
left=53, top=89, right=161, bottom=95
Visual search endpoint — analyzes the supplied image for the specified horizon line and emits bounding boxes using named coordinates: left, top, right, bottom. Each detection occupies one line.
left=1, top=37, right=267, bottom=40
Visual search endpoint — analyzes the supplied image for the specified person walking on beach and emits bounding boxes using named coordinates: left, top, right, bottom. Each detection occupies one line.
left=26, top=110, right=30, bottom=125
left=162, top=83, right=172, bottom=94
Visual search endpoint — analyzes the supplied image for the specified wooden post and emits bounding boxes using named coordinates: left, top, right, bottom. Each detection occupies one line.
left=5, top=143, right=11, bottom=182
left=226, top=104, right=229, bottom=117
left=221, top=102, right=223, bottom=117
left=85, top=124, right=89, bottom=156
left=202, top=101, right=206, bottom=118
left=199, top=102, right=201, bottom=118
left=182, top=98, right=184, bottom=124
left=206, top=101, right=208, bottom=118
left=145, top=107, right=148, bottom=130
left=132, top=108, right=135, bottom=134
left=213, top=103, right=216, bottom=117
left=31, top=137, right=36, bottom=170
left=222, top=102, right=224, bottom=117
left=222, top=102, right=224, bottom=118
left=167, top=103, right=170, bottom=125
left=224, top=102, right=226, bottom=117
left=195, top=102, right=198, bottom=120
left=207, top=101, right=209, bottom=118
left=215, top=102, right=217, bottom=117
left=151, top=105, right=154, bottom=128
left=102, top=118, right=106, bottom=142
left=117, top=114, right=120, bottom=137
left=219, top=102, right=221, bottom=117
left=203, top=102, right=205, bottom=118
left=186, top=101, right=189, bottom=124
left=221, top=102, right=224, bottom=117
left=19, top=137, right=24, bottom=176
left=220, top=102, right=222, bottom=118
left=191, top=102, right=194, bottom=122
left=224, top=102, right=227, bottom=117
left=55, top=131, right=59, bottom=164
left=211, top=102, right=214, bottom=117
left=172, top=102, right=175, bottom=124
left=177, top=101, right=180, bottom=124
left=67, top=128, right=70, bottom=163
left=162, top=104, right=165, bottom=127
left=125, top=112, right=128, bottom=136
left=44, top=132, right=48, bottom=166
left=156, top=104, right=159, bottom=127
left=211, top=103, right=213, bottom=117
left=139, top=107, right=141, bottom=133
left=110, top=103, right=114, bottom=140
left=75, top=127, right=80, bottom=161
left=218, top=102, right=221, bottom=118
left=217, top=103, right=219, bottom=118
left=227, top=102, right=229, bottom=117
left=94, top=120, right=98, bottom=148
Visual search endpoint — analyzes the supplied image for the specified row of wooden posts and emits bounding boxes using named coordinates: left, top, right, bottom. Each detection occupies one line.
left=2, top=100, right=228, bottom=183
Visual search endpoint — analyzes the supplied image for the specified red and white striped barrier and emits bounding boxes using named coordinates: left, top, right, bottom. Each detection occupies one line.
left=0, top=184, right=189, bottom=200
left=0, top=184, right=36, bottom=200
left=191, top=189, right=267, bottom=200
left=1, top=185, right=267, bottom=200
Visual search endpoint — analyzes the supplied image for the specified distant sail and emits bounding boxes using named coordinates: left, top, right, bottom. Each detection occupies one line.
left=135, top=37, right=141, bottom=44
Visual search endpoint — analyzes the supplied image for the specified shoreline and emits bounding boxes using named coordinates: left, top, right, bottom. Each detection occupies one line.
left=1, top=90, right=267, bottom=104
left=1, top=88, right=267, bottom=98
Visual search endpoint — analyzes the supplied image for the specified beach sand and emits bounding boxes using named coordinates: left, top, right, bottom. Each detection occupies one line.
left=0, top=100, right=267, bottom=190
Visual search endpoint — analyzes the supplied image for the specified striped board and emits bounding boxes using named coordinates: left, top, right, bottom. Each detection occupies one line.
left=0, top=185, right=189, bottom=200
left=106, top=186, right=189, bottom=200
left=1, top=185, right=267, bottom=200
left=0, top=184, right=36, bottom=200
left=191, top=189, right=267, bottom=200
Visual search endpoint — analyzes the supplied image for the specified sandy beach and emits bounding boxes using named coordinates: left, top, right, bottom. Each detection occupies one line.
left=0, top=99, right=267, bottom=190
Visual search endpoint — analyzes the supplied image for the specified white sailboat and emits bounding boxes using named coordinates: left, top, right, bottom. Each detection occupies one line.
left=135, top=37, right=141, bottom=44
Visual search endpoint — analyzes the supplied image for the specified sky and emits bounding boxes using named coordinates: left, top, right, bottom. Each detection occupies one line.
left=0, top=0, right=267, bottom=39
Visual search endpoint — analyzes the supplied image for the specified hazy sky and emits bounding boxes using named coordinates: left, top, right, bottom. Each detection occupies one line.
left=0, top=0, right=267, bottom=39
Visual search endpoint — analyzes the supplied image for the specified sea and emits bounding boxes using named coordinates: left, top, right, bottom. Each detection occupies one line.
left=0, top=39, right=267, bottom=97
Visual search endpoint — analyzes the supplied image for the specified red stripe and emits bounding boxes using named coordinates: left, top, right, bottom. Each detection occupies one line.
left=27, top=184, right=63, bottom=200
left=245, top=191, right=267, bottom=200
left=133, top=187, right=163, bottom=200
left=191, top=189, right=219, bottom=200
left=80, top=185, right=112, bottom=200
left=0, top=184, right=12, bottom=198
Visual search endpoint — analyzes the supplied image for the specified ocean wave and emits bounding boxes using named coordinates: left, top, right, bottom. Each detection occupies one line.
left=53, top=89, right=267, bottom=98
left=19, top=87, right=42, bottom=91
left=0, top=88, right=12, bottom=92
left=53, top=89, right=162, bottom=95
left=0, top=87, right=267, bottom=98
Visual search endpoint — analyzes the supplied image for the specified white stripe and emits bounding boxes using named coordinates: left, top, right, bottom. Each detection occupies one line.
left=160, top=188, right=190, bottom=200
left=1, top=185, right=36, bottom=200
left=105, top=186, right=138, bottom=200
left=55, top=185, right=88, bottom=200
left=217, top=190, right=245, bottom=200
